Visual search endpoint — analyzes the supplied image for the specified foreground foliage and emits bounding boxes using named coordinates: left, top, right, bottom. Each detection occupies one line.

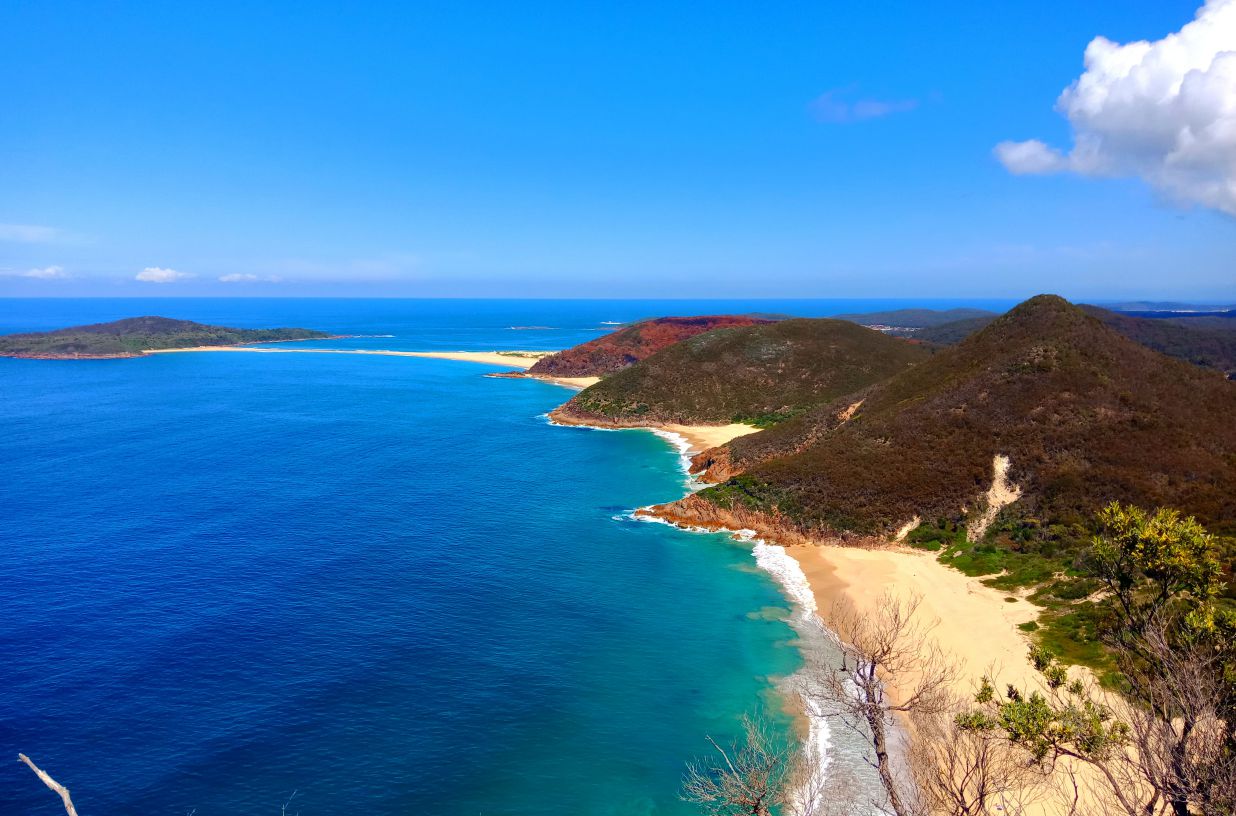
left=685, top=504, right=1236, bottom=815
left=963, top=503, right=1236, bottom=815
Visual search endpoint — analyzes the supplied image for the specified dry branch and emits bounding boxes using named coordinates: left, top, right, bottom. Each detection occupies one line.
left=18, top=753, right=79, bottom=816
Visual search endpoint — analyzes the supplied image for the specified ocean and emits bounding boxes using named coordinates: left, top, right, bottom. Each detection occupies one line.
left=0, top=298, right=1011, bottom=815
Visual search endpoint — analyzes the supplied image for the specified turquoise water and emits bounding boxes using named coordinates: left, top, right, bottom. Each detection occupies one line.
left=0, top=299, right=1009, bottom=815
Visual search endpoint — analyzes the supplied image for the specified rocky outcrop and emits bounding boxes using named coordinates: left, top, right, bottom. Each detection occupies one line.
left=687, top=445, right=739, bottom=483
left=546, top=404, right=662, bottom=431
left=639, top=493, right=884, bottom=549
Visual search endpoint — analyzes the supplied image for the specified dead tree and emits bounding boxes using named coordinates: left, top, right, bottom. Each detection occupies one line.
left=681, top=714, right=804, bottom=816
left=906, top=697, right=1058, bottom=816
left=812, top=592, right=956, bottom=816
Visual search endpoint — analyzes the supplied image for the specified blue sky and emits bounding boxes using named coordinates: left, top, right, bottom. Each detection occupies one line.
left=1, top=1, right=1232, bottom=299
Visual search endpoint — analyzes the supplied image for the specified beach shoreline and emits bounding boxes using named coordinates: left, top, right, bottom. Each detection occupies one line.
left=3, top=335, right=351, bottom=360
left=411, top=350, right=1032, bottom=800
left=634, top=502, right=1049, bottom=810
left=403, top=349, right=1048, bottom=806
left=547, top=409, right=759, bottom=458
left=640, top=503, right=1042, bottom=697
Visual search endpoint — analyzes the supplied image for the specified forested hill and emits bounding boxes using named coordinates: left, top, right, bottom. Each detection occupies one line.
left=1079, top=305, right=1236, bottom=378
left=683, top=295, right=1236, bottom=540
left=527, top=315, right=770, bottom=378
left=553, top=318, right=929, bottom=427
left=881, top=305, right=1236, bottom=378
left=0, top=316, right=331, bottom=359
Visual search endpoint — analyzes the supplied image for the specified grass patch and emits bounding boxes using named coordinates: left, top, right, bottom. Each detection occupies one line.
left=1035, top=603, right=1120, bottom=685
left=924, top=521, right=1122, bottom=680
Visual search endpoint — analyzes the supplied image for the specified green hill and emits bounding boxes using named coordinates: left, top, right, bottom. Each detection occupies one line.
left=679, top=295, right=1236, bottom=540
left=0, top=316, right=331, bottom=359
left=553, top=318, right=929, bottom=427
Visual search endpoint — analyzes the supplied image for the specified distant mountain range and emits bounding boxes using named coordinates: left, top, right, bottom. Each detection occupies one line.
left=0, top=316, right=331, bottom=359
left=834, top=303, right=1236, bottom=377
left=830, top=307, right=998, bottom=329
left=1100, top=301, right=1235, bottom=313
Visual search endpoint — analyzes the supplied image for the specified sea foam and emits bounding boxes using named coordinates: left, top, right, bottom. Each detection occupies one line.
left=628, top=514, right=838, bottom=802
left=743, top=531, right=834, bottom=804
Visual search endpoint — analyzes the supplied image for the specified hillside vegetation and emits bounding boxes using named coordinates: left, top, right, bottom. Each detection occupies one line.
left=0, top=316, right=331, bottom=358
left=915, top=305, right=1236, bottom=378
left=912, top=315, right=997, bottom=345
left=1080, top=304, right=1236, bottom=377
left=555, top=318, right=929, bottom=427
left=693, top=296, right=1236, bottom=539
left=527, top=315, right=770, bottom=378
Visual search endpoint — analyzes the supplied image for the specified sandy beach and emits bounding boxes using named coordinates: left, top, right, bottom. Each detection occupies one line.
left=147, top=346, right=454, bottom=357
left=401, top=350, right=604, bottom=388
left=146, top=346, right=606, bottom=385
left=794, top=545, right=1110, bottom=814
left=796, top=543, right=1040, bottom=693
left=661, top=423, right=760, bottom=456
left=149, top=347, right=549, bottom=363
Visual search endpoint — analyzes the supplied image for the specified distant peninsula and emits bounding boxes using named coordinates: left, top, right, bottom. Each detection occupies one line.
left=0, top=316, right=333, bottom=359
left=527, top=315, right=772, bottom=378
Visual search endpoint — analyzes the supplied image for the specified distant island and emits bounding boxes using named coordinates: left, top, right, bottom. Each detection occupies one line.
left=0, top=316, right=333, bottom=359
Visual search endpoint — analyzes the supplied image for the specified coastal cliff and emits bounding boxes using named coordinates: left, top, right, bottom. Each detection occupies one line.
left=638, top=492, right=883, bottom=549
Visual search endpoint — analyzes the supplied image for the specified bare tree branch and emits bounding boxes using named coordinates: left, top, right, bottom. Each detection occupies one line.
left=811, top=592, right=956, bottom=816
left=682, top=714, right=802, bottom=816
left=18, top=754, right=79, bottom=816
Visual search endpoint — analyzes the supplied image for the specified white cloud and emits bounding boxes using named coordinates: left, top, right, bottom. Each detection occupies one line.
left=996, top=0, right=1236, bottom=215
left=993, top=139, right=1070, bottom=174
left=810, top=87, right=918, bottom=123
left=0, top=223, right=59, bottom=243
left=22, top=265, right=69, bottom=279
left=136, top=266, right=194, bottom=283
left=219, top=273, right=283, bottom=283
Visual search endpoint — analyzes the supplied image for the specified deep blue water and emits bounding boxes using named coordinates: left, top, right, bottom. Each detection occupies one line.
left=1, top=299, right=1011, bottom=815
